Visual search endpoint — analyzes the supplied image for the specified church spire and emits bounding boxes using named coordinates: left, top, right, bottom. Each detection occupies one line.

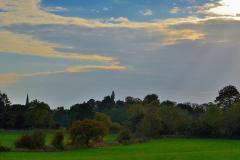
left=26, top=93, right=29, bottom=106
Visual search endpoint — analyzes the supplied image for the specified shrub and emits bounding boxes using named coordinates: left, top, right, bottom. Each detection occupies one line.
left=110, top=122, right=124, bottom=133
left=51, top=130, right=64, bottom=150
left=70, top=119, right=109, bottom=147
left=95, top=112, right=112, bottom=127
left=15, top=130, right=46, bottom=150
left=31, top=130, right=45, bottom=149
left=15, top=135, right=35, bottom=149
left=88, top=136, right=104, bottom=147
left=0, top=144, right=11, bottom=152
left=117, top=128, right=132, bottom=144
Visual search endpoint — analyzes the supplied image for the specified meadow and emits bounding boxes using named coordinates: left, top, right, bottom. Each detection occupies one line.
left=1, top=131, right=240, bottom=160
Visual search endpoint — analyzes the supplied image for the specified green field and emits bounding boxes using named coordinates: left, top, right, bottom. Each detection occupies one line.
left=1, top=131, right=240, bottom=160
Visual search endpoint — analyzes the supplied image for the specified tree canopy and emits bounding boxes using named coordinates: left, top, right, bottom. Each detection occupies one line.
left=2, top=86, right=240, bottom=139
left=215, top=85, right=240, bottom=109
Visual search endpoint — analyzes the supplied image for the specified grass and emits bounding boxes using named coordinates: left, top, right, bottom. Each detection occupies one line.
left=2, top=131, right=240, bottom=160
left=104, top=134, right=117, bottom=142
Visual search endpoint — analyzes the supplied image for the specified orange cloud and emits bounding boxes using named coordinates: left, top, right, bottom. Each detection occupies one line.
left=0, top=73, right=18, bottom=87
left=0, top=0, right=206, bottom=45
left=0, top=65, right=127, bottom=87
left=65, top=65, right=127, bottom=73
left=0, top=30, right=114, bottom=63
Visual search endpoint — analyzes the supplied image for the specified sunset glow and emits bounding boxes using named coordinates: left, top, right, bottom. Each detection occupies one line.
left=210, top=0, right=240, bottom=16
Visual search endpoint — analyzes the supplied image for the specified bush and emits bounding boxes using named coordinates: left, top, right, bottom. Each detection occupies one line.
left=31, top=130, right=45, bottom=149
left=0, top=144, right=11, bottom=152
left=51, top=130, right=64, bottom=150
left=117, top=128, right=132, bottom=144
left=88, top=136, right=104, bottom=147
left=110, top=122, right=124, bottom=133
left=70, top=119, right=109, bottom=147
left=15, top=130, right=46, bottom=150
left=95, top=112, right=112, bottom=127
left=15, top=135, right=35, bottom=149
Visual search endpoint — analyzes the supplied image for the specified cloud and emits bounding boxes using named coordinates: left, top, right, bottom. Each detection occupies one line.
left=0, top=28, right=128, bottom=86
left=0, top=0, right=206, bottom=45
left=2, top=0, right=239, bottom=88
left=193, top=2, right=222, bottom=15
left=0, top=73, right=18, bottom=87
left=0, top=30, right=116, bottom=63
left=0, top=0, right=131, bottom=87
left=0, top=65, right=127, bottom=87
left=107, top=17, right=130, bottom=23
left=169, top=7, right=180, bottom=14
left=192, top=0, right=240, bottom=19
left=43, top=6, right=67, bottom=12
left=65, top=65, right=127, bottom=73
left=208, top=0, right=240, bottom=16
left=102, top=7, right=110, bottom=11
left=161, top=29, right=205, bottom=46
left=140, top=9, right=153, bottom=16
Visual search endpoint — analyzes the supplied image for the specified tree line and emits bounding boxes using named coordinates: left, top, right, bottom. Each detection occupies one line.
left=1, top=85, right=240, bottom=139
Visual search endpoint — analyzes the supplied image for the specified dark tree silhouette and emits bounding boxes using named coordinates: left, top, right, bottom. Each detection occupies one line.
left=125, top=96, right=141, bottom=104
left=143, top=94, right=160, bottom=105
left=215, top=85, right=240, bottom=109
left=70, top=119, right=108, bottom=147
left=3, top=86, right=240, bottom=139
left=70, top=102, right=95, bottom=122
left=0, top=91, right=11, bottom=109
left=161, top=100, right=176, bottom=107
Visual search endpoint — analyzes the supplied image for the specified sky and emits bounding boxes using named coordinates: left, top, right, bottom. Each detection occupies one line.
left=1, top=0, right=240, bottom=107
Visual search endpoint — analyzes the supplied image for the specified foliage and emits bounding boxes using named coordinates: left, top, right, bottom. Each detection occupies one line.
left=70, top=102, right=95, bottom=123
left=70, top=119, right=109, bottom=147
left=105, top=107, right=128, bottom=123
left=128, top=102, right=190, bottom=138
left=117, top=129, right=132, bottom=144
left=215, top=85, right=240, bottom=109
left=0, top=143, right=11, bottom=152
left=53, top=107, right=70, bottom=128
left=25, top=100, right=55, bottom=128
left=110, top=122, right=124, bottom=133
left=15, top=135, right=35, bottom=149
left=15, top=131, right=46, bottom=150
left=222, top=102, right=240, bottom=137
left=0, top=91, right=11, bottom=108
left=3, top=86, right=240, bottom=140
left=161, top=100, right=176, bottom=107
left=51, top=130, right=64, bottom=150
left=125, top=96, right=142, bottom=104
left=189, top=106, right=224, bottom=137
left=143, top=94, right=160, bottom=105
left=95, top=112, right=112, bottom=127
left=136, top=106, right=163, bottom=138
left=128, top=103, right=145, bottom=132
left=158, top=106, right=191, bottom=135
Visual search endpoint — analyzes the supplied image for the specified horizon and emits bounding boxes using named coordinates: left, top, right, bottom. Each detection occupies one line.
left=7, top=90, right=217, bottom=108
left=1, top=0, right=240, bottom=107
